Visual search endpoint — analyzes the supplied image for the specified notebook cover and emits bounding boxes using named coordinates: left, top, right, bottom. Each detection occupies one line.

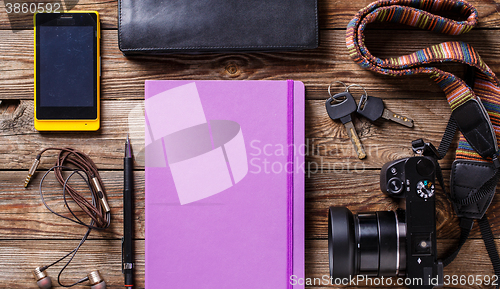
left=118, top=0, right=318, bottom=54
left=144, top=80, right=304, bottom=288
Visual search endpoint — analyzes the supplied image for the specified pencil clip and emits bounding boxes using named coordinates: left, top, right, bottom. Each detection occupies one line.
left=121, top=237, right=124, bottom=274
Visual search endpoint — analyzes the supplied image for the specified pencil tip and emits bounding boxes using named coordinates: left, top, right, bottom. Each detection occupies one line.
left=125, top=134, right=132, bottom=158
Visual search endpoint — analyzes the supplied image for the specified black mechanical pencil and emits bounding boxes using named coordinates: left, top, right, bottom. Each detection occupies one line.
left=123, top=135, right=135, bottom=288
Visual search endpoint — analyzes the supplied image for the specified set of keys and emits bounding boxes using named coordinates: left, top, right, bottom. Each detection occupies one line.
left=325, top=82, right=414, bottom=159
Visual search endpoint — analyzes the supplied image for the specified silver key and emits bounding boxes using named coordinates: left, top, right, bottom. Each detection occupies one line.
left=357, top=94, right=414, bottom=128
left=381, top=108, right=414, bottom=127
left=326, top=91, right=367, bottom=159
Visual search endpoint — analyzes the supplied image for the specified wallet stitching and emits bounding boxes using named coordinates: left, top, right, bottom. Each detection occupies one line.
left=118, top=0, right=319, bottom=51
left=121, top=45, right=316, bottom=51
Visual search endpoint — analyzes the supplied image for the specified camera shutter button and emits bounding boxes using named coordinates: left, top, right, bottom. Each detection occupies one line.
left=416, top=158, right=435, bottom=177
left=387, top=177, right=403, bottom=195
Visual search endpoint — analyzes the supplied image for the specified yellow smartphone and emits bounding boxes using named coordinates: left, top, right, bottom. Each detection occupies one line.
left=34, top=12, right=100, bottom=131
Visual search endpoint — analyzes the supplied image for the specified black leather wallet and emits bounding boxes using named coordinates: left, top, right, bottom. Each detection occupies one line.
left=118, top=0, right=318, bottom=54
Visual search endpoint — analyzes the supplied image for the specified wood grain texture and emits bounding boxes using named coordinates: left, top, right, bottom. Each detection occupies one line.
left=0, top=98, right=457, bottom=170
left=0, top=100, right=146, bottom=170
left=0, top=239, right=498, bottom=289
left=3, top=170, right=500, bottom=242
left=2, top=0, right=500, bottom=30
left=0, top=0, right=118, bottom=30
left=0, top=171, right=145, bottom=239
left=306, top=239, right=500, bottom=288
left=303, top=170, right=500, bottom=240
left=0, top=239, right=143, bottom=289
left=2, top=29, right=500, bottom=101
left=2, top=0, right=500, bottom=288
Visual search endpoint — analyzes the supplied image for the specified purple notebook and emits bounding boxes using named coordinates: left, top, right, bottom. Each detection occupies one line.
left=144, top=80, right=305, bottom=288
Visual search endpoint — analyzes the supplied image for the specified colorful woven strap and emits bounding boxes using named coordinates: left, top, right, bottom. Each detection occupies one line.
left=347, top=0, right=500, bottom=162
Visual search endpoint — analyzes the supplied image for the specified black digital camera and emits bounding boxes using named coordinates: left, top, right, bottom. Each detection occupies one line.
left=328, top=155, right=443, bottom=288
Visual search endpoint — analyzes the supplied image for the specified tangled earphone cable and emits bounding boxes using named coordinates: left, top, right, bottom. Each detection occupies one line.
left=25, top=148, right=111, bottom=288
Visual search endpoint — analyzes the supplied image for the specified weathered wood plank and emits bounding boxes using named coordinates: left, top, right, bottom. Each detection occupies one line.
left=2, top=29, right=500, bottom=101
left=0, top=0, right=118, bottom=30
left=2, top=0, right=500, bottom=30
left=0, top=98, right=458, bottom=170
left=3, top=170, right=500, bottom=241
left=2, top=2, right=500, bottom=288
left=303, top=170, right=500, bottom=240
left=0, top=171, right=145, bottom=239
left=305, top=98, right=457, bottom=169
left=0, top=239, right=497, bottom=289
left=0, top=239, right=144, bottom=288
left=0, top=100, right=145, bottom=170
left=306, top=239, right=500, bottom=288
left=318, top=0, right=500, bottom=30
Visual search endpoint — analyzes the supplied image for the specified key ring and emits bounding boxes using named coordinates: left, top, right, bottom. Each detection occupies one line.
left=347, top=84, right=369, bottom=108
left=328, top=81, right=349, bottom=103
left=346, top=84, right=368, bottom=97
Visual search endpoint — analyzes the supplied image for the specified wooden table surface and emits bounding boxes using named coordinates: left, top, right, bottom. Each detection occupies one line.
left=2, top=0, right=500, bottom=288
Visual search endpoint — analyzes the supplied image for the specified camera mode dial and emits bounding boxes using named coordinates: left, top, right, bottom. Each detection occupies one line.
left=416, top=180, right=434, bottom=199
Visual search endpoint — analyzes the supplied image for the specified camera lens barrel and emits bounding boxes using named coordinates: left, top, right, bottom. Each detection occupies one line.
left=329, top=207, right=406, bottom=279
left=356, top=213, right=380, bottom=275
left=328, top=207, right=356, bottom=278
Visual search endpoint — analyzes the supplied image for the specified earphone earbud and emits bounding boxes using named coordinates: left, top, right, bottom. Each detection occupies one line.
left=33, top=267, right=52, bottom=289
left=88, top=270, right=106, bottom=289
left=33, top=267, right=106, bottom=289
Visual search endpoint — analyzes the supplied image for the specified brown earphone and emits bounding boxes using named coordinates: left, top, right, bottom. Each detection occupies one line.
left=26, top=148, right=111, bottom=289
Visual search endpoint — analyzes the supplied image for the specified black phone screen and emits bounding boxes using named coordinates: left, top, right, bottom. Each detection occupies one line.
left=39, top=26, right=94, bottom=107
left=35, top=13, right=98, bottom=120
